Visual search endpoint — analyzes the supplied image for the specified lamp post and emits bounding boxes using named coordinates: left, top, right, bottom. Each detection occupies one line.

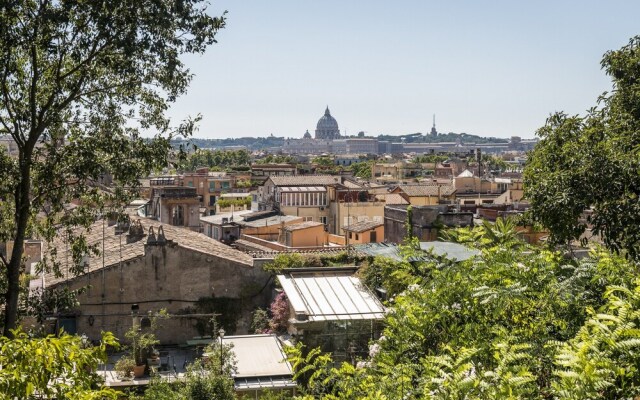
left=218, top=328, right=225, bottom=375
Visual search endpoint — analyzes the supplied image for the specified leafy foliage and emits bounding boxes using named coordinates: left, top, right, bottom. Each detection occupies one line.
left=286, top=222, right=640, bottom=399
left=254, top=154, right=298, bottom=164
left=412, top=154, right=449, bottom=164
left=525, top=35, right=640, bottom=260
left=250, top=308, right=270, bottom=334
left=552, top=285, right=640, bottom=399
left=269, top=292, right=290, bottom=334
left=178, top=149, right=251, bottom=171
left=481, top=153, right=509, bottom=173
left=262, top=252, right=360, bottom=274
left=348, top=160, right=374, bottom=179
left=216, top=196, right=251, bottom=209
left=0, top=330, right=118, bottom=399
left=0, top=0, right=225, bottom=334
left=132, top=360, right=235, bottom=400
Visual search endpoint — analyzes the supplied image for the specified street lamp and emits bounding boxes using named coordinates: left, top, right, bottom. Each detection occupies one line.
left=218, top=328, right=225, bottom=375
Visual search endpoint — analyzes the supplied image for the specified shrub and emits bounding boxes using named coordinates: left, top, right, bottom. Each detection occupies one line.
left=269, top=292, right=290, bottom=334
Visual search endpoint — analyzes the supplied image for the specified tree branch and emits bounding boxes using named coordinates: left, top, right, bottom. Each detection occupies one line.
left=29, top=1, right=43, bottom=134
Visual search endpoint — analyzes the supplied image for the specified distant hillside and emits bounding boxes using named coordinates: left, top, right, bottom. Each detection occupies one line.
left=171, top=136, right=286, bottom=150
left=377, top=132, right=509, bottom=144
left=172, top=131, right=509, bottom=150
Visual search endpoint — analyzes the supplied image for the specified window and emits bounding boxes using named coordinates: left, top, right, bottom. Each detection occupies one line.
left=355, top=234, right=360, bottom=240
left=320, top=216, right=327, bottom=225
left=303, top=216, right=313, bottom=222
left=172, top=205, right=184, bottom=226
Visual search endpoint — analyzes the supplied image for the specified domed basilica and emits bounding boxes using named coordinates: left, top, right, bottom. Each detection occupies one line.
left=282, top=106, right=346, bottom=154
left=281, top=106, right=379, bottom=155
left=315, top=106, right=340, bottom=139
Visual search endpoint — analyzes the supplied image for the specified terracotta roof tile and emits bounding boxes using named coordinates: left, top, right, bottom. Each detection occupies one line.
left=43, top=218, right=253, bottom=287
left=397, top=184, right=456, bottom=197
left=377, top=193, right=409, bottom=205
left=342, top=220, right=383, bottom=233
left=281, top=221, right=324, bottom=231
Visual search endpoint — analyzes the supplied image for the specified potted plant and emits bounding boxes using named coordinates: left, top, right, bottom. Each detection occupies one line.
left=125, top=325, right=160, bottom=378
left=124, top=310, right=166, bottom=378
left=114, top=356, right=135, bottom=380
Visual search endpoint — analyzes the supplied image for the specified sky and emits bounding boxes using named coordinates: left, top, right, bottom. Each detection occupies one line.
left=168, top=1, right=640, bottom=140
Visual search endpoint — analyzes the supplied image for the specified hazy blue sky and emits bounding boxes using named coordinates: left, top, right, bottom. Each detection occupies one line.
left=169, top=1, right=640, bottom=139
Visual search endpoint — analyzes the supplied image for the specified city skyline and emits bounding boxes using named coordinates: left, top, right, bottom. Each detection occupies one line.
left=167, top=1, right=640, bottom=139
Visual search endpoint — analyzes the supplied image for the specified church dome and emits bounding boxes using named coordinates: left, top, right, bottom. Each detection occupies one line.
left=315, top=106, right=340, bottom=139
left=303, top=129, right=312, bottom=139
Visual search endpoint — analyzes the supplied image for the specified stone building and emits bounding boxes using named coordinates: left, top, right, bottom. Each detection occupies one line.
left=38, top=218, right=271, bottom=344
left=342, top=220, right=384, bottom=245
left=384, top=205, right=474, bottom=243
left=148, top=186, right=201, bottom=230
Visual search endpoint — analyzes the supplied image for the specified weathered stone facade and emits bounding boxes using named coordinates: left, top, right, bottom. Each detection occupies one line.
left=384, top=205, right=474, bottom=243
left=43, top=219, right=272, bottom=345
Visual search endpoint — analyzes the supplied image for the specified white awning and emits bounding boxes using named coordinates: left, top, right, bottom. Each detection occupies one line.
left=279, top=186, right=327, bottom=193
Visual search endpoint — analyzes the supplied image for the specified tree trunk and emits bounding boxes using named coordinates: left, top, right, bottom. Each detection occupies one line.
left=4, top=149, right=33, bottom=337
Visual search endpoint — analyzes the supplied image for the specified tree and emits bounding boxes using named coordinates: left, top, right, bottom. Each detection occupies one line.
left=525, top=36, right=640, bottom=260
left=285, top=223, right=640, bottom=399
left=0, top=0, right=225, bottom=335
left=179, top=148, right=252, bottom=171
left=0, top=330, right=118, bottom=398
left=349, top=160, right=373, bottom=179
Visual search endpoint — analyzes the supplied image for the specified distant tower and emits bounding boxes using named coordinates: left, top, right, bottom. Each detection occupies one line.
left=430, top=114, right=438, bottom=136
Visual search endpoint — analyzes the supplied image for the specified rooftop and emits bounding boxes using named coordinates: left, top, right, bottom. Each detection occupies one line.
left=269, top=175, right=341, bottom=187
left=237, top=214, right=302, bottom=228
left=277, top=269, right=385, bottom=322
left=43, top=218, right=254, bottom=287
left=343, top=220, right=383, bottom=233
left=342, top=180, right=364, bottom=189
left=457, top=169, right=474, bottom=178
left=396, top=184, right=456, bottom=197
left=222, top=334, right=293, bottom=380
left=200, top=210, right=255, bottom=225
left=419, top=241, right=481, bottom=262
left=353, top=242, right=404, bottom=261
left=376, top=193, right=409, bottom=205
left=281, top=221, right=324, bottom=231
